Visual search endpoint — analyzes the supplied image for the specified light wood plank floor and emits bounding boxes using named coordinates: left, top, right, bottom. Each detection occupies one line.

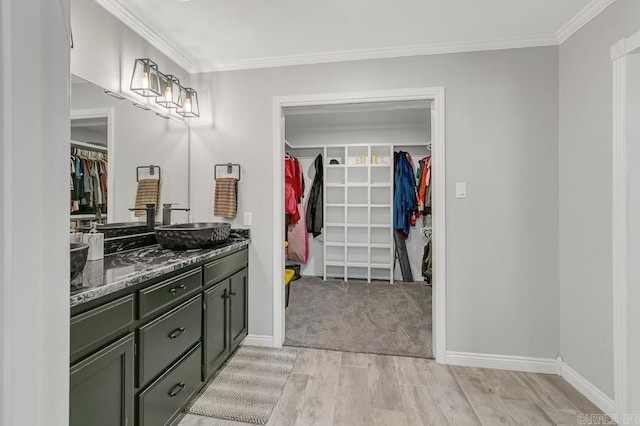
left=179, top=348, right=604, bottom=426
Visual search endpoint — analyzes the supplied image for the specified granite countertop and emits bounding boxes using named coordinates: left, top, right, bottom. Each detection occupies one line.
left=70, top=235, right=250, bottom=308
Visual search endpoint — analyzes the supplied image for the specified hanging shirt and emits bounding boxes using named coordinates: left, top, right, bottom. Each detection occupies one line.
left=417, top=155, right=431, bottom=214
left=285, top=156, right=302, bottom=223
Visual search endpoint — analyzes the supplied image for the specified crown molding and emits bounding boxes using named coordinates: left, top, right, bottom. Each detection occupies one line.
left=191, top=34, right=558, bottom=73
left=96, top=0, right=616, bottom=74
left=94, top=0, right=193, bottom=73
left=556, top=0, right=617, bottom=44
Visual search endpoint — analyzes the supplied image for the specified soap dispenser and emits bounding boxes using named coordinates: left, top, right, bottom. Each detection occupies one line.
left=82, top=223, right=104, bottom=261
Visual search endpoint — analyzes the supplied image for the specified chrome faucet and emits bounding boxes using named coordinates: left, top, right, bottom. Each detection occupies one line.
left=128, top=203, right=156, bottom=231
left=162, top=203, right=191, bottom=225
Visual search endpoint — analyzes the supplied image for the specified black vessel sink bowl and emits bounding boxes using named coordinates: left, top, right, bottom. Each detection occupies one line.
left=155, top=222, right=231, bottom=250
left=70, top=242, right=89, bottom=280
left=78, top=222, right=150, bottom=238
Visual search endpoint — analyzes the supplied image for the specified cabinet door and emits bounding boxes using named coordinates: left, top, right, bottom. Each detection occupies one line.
left=229, top=268, right=248, bottom=351
left=70, top=333, right=134, bottom=426
left=203, top=281, right=229, bottom=379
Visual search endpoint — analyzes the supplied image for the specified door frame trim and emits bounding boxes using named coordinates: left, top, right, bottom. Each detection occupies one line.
left=610, top=30, right=640, bottom=420
left=271, top=87, right=447, bottom=362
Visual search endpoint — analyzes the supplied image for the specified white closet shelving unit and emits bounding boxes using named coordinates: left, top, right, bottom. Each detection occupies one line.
left=323, top=144, right=394, bottom=282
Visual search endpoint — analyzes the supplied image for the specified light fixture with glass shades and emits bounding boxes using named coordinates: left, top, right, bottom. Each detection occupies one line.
left=130, top=58, right=200, bottom=118
left=130, top=58, right=161, bottom=97
left=176, top=86, right=199, bottom=117
left=156, top=73, right=182, bottom=108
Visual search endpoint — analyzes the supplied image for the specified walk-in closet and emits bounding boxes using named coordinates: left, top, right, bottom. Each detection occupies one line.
left=283, top=100, right=435, bottom=359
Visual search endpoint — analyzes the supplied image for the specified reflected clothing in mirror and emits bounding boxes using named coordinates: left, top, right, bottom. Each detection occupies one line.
left=70, top=147, right=108, bottom=215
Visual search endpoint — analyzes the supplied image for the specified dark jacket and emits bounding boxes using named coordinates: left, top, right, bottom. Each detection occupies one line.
left=393, top=152, right=417, bottom=235
left=306, top=154, right=323, bottom=237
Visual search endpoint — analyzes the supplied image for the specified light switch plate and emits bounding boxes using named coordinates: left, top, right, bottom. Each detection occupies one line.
left=456, top=182, right=467, bottom=199
left=244, top=212, right=252, bottom=226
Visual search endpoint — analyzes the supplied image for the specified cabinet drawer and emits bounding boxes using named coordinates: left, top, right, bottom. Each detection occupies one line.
left=204, top=249, right=248, bottom=287
left=139, top=268, right=202, bottom=319
left=138, top=344, right=202, bottom=426
left=138, top=296, right=202, bottom=386
left=71, top=294, right=134, bottom=361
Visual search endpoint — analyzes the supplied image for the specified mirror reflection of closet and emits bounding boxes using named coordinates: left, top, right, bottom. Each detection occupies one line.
left=70, top=105, right=111, bottom=223
left=69, top=74, right=191, bottom=225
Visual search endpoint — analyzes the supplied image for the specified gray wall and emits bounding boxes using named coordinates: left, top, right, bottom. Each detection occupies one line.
left=559, top=0, right=640, bottom=399
left=190, top=46, right=561, bottom=359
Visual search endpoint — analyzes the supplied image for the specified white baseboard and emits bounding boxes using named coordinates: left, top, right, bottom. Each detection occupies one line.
left=241, top=334, right=277, bottom=348
left=445, top=351, right=559, bottom=374
left=445, top=352, right=616, bottom=418
left=559, top=362, right=616, bottom=418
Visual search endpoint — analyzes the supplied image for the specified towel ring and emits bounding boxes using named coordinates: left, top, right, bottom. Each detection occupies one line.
left=215, top=163, right=241, bottom=181
left=136, top=165, right=161, bottom=182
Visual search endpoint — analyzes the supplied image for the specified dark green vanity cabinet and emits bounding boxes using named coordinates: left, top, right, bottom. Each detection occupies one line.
left=203, top=282, right=230, bottom=378
left=70, top=247, right=249, bottom=426
left=203, top=250, right=249, bottom=379
left=229, top=268, right=248, bottom=351
left=70, top=333, right=135, bottom=426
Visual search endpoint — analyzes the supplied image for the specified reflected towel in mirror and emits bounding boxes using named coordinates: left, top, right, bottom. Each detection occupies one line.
left=134, top=179, right=160, bottom=217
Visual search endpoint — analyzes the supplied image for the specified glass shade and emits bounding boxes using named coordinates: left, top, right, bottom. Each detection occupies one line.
left=130, top=58, right=161, bottom=97
left=156, top=74, right=182, bottom=108
left=176, top=87, right=199, bottom=117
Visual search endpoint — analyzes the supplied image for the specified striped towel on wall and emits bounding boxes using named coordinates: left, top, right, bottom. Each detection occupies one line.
left=134, top=178, right=160, bottom=217
left=214, top=178, right=238, bottom=218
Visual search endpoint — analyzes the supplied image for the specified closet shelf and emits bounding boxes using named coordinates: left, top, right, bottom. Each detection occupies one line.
left=323, top=143, right=394, bottom=283
left=370, top=243, right=391, bottom=249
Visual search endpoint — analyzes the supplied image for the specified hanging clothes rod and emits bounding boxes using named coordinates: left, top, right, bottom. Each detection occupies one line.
left=70, top=140, right=108, bottom=152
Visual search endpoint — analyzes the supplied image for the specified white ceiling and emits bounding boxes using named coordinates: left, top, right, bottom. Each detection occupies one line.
left=98, top=0, right=611, bottom=72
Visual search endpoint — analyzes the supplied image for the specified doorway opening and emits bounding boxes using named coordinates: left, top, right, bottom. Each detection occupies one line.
left=272, top=88, right=446, bottom=362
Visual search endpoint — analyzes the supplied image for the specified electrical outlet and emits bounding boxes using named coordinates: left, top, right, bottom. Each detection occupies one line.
left=244, top=212, right=252, bottom=226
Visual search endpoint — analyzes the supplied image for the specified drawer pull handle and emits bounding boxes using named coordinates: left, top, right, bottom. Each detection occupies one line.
left=222, top=290, right=230, bottom=299
left=229, top=291, right=236, bottom=297
left=168, top=382, right=186, bottom=397
left=168, top=327, right=186, bottom=339
left=169, top=284, right=187, bottom=295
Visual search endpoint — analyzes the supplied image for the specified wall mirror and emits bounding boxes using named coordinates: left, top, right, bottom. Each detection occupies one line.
left=70, top=75, right=190, bottom=225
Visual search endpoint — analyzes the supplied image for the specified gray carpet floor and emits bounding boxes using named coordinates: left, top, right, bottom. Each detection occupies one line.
left=284, top=276, right=433, bottom=359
